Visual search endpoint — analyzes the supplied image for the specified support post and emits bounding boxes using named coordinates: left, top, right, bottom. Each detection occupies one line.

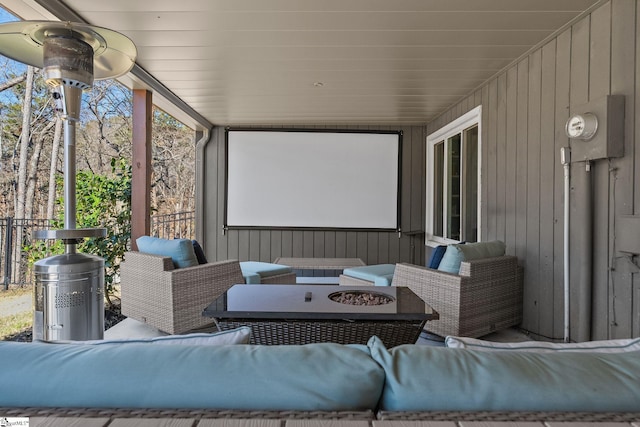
left=131, top=89, right=153, bottom=250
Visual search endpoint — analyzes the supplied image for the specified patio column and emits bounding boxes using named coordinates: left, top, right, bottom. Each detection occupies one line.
left=131, top=89, right=152, bottom=250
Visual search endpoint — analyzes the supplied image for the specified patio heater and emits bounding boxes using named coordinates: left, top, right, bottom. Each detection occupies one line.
left=0, top=21, right=136, bottom=340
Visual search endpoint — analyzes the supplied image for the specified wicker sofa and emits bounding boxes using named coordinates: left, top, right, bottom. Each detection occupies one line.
left=340, top=256, right=523, bottom=338
left=2, top=336, right=640, bottom=425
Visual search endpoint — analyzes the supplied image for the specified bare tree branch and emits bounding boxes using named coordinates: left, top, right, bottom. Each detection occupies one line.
left=0, top=74, right=26, bottom=92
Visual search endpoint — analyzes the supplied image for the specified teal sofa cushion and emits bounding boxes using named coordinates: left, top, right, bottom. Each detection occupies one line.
left=242, top=272, right=261, bottom=284
left=368, top=336, right=640, bottom=412
left=240, top=261, right=292, bottom=278
left=0, top=341, right=384, bottom=411
left=437, top=240, right=506, bottom=274
left=342, top=264, right=396, bottom=286
left=136, top=236, right=199, bottom=269
left=445, top=336, right=640, bottom=353
left=79, top=326, right=251, bottom=346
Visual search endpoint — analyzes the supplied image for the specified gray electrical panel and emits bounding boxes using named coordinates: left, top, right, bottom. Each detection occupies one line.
left=617, top=216, right=640, bottom=255
left=569, top=95, right=625, bottom=161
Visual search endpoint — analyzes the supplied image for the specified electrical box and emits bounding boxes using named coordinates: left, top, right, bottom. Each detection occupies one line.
left=617, top=216, right=640, bottom=255
left=568, top=95, right=625, bottom=161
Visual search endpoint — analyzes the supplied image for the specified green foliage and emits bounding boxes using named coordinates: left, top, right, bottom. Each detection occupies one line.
left=25, top=158, right=131, bottom=306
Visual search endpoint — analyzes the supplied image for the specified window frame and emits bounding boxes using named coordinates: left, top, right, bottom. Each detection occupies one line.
left=426, top=106, right=482, bottom=247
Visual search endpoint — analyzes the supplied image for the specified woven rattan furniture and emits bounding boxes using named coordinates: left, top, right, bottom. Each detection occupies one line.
left=274, top=257, right=366, bottom=280
left=2, top=408, right=639, bottom=425
left=274, top=257, right=366, bottom=270
left=203, top=284, right=437, bottom=346
left=391, top=256, right=523, bottom=338
left=239, top=261, right=297, bottom=284
left=120, top=251, right=245, bottom=334
left=256, top=271, right=297, bottom=284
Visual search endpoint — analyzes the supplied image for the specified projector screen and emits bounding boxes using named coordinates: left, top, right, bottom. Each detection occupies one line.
left=225, top=129, right=401, bottom=230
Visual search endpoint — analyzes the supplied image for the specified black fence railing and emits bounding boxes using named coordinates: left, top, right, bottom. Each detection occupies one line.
left=150, top=211, right=195, bottom=240
left=1, top=211, right=195, bottom=290
left=0, top=217, right=56, bottom=289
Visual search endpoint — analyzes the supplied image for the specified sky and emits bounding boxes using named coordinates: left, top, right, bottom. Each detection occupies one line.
left=0, top=6, right=17, bottom=23
left=0, top=8, right=26, bottom=110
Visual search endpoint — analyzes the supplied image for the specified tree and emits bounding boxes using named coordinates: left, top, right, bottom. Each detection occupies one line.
left=0, top=54, right=195, bottom=290
left=26, top=158, right=131, bottom=306
left=46, top=118, right=62, bottom=219
left=151, top=109, right=195, bottom=214
left=14, top=65, right=34, bottom=220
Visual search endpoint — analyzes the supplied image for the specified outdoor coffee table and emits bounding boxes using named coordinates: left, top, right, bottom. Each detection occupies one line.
left=273, top=257, right=366, bottom=271
left=202, top=284, right=438, bottom=347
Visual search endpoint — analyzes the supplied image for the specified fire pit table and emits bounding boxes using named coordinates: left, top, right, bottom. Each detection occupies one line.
left=202, top=284, right=438, bottom=347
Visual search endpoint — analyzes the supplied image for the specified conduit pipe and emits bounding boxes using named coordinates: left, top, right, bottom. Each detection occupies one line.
left=577, top=161, right=593, bottom=342
left=561, top=147, right=571, bottom=342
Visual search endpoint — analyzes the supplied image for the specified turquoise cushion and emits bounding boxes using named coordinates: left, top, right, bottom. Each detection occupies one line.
left=136, top=236, right=199, bottom=269
left=240, top=261, right=292, bottom=278
left=343, top=264, right=396, bottom=286
left=437, top=240, right=506, bottom=274
left=242, top=272, right=261, bottom=284
left=0, top=341, right=384, bottom=411
left=82, top=327, right=251, bottom=346
left=368, top=336, right=640, bottom=412
left=445, top=336, right=640, bottom=353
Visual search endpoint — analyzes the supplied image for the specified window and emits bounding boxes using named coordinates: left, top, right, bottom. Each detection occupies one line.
left=426, top=106, right=481, bottom=246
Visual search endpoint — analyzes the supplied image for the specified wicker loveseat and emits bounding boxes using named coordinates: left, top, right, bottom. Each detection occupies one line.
left=340, top=255, right=523, bottom=338
left=120, top=251, right=246, bottom=334
left=394, top=256, right=523, bottom=338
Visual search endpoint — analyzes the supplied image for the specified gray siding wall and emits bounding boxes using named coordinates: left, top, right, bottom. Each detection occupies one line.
left=200, top=125, right=426, bottom=272
left=427, top=0, right=640, bottom=340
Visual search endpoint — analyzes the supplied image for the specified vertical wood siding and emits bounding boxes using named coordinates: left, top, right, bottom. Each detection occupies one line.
left=427, top=0, right=640, bottom=340
left=201, top=125, right=426, bottom=273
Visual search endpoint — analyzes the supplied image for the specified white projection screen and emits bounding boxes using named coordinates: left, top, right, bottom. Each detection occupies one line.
left=225, top=129, right=401, bottom=230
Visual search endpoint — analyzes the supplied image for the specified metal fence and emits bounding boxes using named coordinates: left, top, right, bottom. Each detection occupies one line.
left=150, top=211, right=195, bottom=240
left=1, top=211, right=195, bottom=290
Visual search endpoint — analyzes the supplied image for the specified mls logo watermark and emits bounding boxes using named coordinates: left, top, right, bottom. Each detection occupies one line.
left=0, top=418, right=29, bottom=427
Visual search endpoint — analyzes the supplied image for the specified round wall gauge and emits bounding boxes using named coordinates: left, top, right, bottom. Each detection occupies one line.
left=565, top=112, right=598, bottom=140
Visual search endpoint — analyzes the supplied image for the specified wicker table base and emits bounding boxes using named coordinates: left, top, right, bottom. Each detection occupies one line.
left=215, top=318, right=426, bottom=346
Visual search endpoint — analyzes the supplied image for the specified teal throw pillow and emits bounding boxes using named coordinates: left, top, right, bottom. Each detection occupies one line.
left=368, top=336, right=640, bottom=412
left=427, top=245, right=447, bottom=268
left=192, top=240, right=208, bottom=264
left=437, top=240, right=506, bottom=274
left=136, top=236, right=199, bottom=268
left=1, top=340, right=384, bottom=411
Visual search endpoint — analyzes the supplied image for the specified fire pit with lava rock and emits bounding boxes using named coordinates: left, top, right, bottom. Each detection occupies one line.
left=328, top=290, right=395, bottom=306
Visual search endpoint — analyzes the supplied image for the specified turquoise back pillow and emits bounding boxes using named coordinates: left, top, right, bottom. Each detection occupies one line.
left=437, top=240, right=505, bottom=274
left=0, top=341, right=384, bottom=411
left=136, top=236, right=199, bottom=268
left=368, top=336, right=640, bottom=412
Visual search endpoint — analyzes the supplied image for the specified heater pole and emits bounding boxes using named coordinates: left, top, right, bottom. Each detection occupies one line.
left=63, top=119, right=76, bottom=231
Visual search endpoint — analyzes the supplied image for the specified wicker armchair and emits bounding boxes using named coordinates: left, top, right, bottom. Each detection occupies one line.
left=391, top=256, right=523, bottom=338
left=120, top=251, right=245, bottom=334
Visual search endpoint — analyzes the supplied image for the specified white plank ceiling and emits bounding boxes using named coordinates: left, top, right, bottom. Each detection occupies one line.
left=1, top=0, right=603, bottom=129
